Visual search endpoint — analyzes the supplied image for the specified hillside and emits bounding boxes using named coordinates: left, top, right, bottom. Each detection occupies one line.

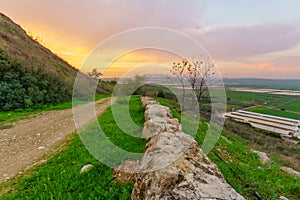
left=0, top=13, right=77, bottom=82
left=0, top=13, right=113, bottom=110
left=0, top=13, right=78, bottom=110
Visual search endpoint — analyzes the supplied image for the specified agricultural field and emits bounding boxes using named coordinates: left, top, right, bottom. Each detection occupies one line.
left=225, top=90, right=293, bottom=110
left=277, top=99, right=300, bottom=113
left=144, top=85, right=294, bottom=111
left=249, top=107, right=300, bottom=121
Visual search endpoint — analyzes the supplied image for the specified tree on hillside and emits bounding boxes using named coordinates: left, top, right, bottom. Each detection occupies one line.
left=114, top=74, right=148, bottom=96
left=170, top=58, right=215, bottom=110
left=86, top=68, right=103, bottom=79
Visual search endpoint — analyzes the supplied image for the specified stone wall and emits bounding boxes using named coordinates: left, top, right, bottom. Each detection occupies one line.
left=114, top=97, right=244, bottom=200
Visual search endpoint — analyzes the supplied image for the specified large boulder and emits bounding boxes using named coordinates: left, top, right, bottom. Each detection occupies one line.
left=251, top=149, right=271, bottom=165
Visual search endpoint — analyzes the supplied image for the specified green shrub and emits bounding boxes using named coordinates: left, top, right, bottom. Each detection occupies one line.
left=0, top=49, right=72, bottom=111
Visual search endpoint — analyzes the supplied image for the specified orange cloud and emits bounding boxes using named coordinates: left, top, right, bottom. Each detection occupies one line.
left=82, top=49, right=179, bottom=78
left=258, top=62, right=271, bottom=68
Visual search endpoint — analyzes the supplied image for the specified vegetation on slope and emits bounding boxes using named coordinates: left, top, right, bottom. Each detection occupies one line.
left=0, top=50, right=71, bottom=110
left=0, top=12, right=114, bottom=111
left=155, top=97, right=300, bottom=200
left=0, top=13, right=77, bottom=83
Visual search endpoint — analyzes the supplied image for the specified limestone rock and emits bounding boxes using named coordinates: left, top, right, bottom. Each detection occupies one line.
left=142, top=117, right=166, bottom=140
left=80, top=164, right=93, bottom=173
left=142, top=117, right=181, bottom=140
left=279, top=196, right=289, bottom=200
left=114, top=160, right=139, bottom=182
left=114, top=98, right=244, bottom=200
left=141, top=97, right=180, bottom=140
left=130, top=135, right=244, bottom=200
left=141, top=97, right=159, bottom=107
left=144, top=104, right=172, bottom=120
left=251, top=149, right=271, bottom=165
left=280, top=166, right=300, bottom=178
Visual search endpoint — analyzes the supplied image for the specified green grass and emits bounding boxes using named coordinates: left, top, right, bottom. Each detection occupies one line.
left=0, top=94, right=110, bottom=129
left=249, top=107, right=300, bottom=120
left=225, top=90, right=292, bottom=106
left=145, top=86, right=292, bottom=111
left=0, top=95, right=146, bottom=199
left=201, top=90, right=292, bottom=111
left=0, top=134, right=133, bottom=200
left=155, top=97, right=300, bottom=199
left=208, top=134, right=300, bottom=199
left=79, top=96, right=147, bottom=166
left=277, top=99, right=300, bottom=113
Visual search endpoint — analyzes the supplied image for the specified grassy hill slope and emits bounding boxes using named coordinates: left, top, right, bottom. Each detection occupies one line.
left=0, top=13, right=77, bottom=82
left=0, top=13, right=113, bottom=111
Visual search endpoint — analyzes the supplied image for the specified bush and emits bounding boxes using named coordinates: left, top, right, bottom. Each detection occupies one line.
left=157, top=90, right=165, bottom=98
left=0, top=50, right=72, bottom=111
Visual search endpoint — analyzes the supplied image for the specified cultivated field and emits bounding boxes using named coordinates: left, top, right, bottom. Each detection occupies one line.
left=277, top=99, right=300, bottom=113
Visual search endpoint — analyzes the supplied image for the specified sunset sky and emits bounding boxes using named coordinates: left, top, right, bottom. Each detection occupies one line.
left=1, top=0, right=300, bottom=78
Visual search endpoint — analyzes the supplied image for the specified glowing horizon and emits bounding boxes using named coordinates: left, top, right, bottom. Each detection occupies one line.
left=1, top=0, right=300, bottom=79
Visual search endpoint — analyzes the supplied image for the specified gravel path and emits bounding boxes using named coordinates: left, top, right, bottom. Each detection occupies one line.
left=0, top=97, right=113, bottom=183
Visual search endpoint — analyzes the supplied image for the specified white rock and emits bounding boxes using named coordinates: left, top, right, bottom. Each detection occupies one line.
left=280, top=166, right=300, bottom=178
left=279, top=196, right=289, bottom=200
left=145, top=104, right=172, bottom=120
left=35, top=132, right=41, bottom=137
left=221, top=136, right=232, bottom=144
left=114, top=98, right=245, bottom=200
left=251, top=149, right=271, bottom=165
left=37, top=146, right=45, bottom=150
left=142, top=118, right=166, bottom=140
left=80, top=164, right=93, bottom=173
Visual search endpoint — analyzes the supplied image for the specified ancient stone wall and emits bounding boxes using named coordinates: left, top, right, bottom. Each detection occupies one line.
left=114, top=97, right=244, bottom=200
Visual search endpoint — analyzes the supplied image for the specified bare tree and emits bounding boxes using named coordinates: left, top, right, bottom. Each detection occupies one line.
left=170, top=59, right=188, bottom=110
left=86, top=68, right=103, bottom=79
left=171, top=58, right=215, bottom=110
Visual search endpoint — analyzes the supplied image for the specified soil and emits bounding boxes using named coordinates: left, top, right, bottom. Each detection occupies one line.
left=0, top=97, right=113, bottom=183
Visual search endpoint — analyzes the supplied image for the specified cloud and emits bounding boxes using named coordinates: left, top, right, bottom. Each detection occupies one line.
left=193, top=24, right=300, bottom=61
left=217, top=59, right=300, bottom=79
left=1, top=0, right=207, bottom=48
left=1, top=1, right=300, bottom=78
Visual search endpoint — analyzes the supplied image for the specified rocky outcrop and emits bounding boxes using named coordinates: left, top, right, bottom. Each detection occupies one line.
left=251, top=149, right=271, bottom=165
left=114, top=97, right=244, bottom=200
left=280, top=166, right=300, bottom=178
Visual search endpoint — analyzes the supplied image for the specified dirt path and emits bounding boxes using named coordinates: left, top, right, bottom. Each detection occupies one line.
left=0, top=97, right=114, bottom=183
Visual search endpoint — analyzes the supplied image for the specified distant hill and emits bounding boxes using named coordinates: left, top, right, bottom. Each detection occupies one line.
left=224, top=78, right=300, bottom=90
left=0, top=13, right=112, bottom=111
